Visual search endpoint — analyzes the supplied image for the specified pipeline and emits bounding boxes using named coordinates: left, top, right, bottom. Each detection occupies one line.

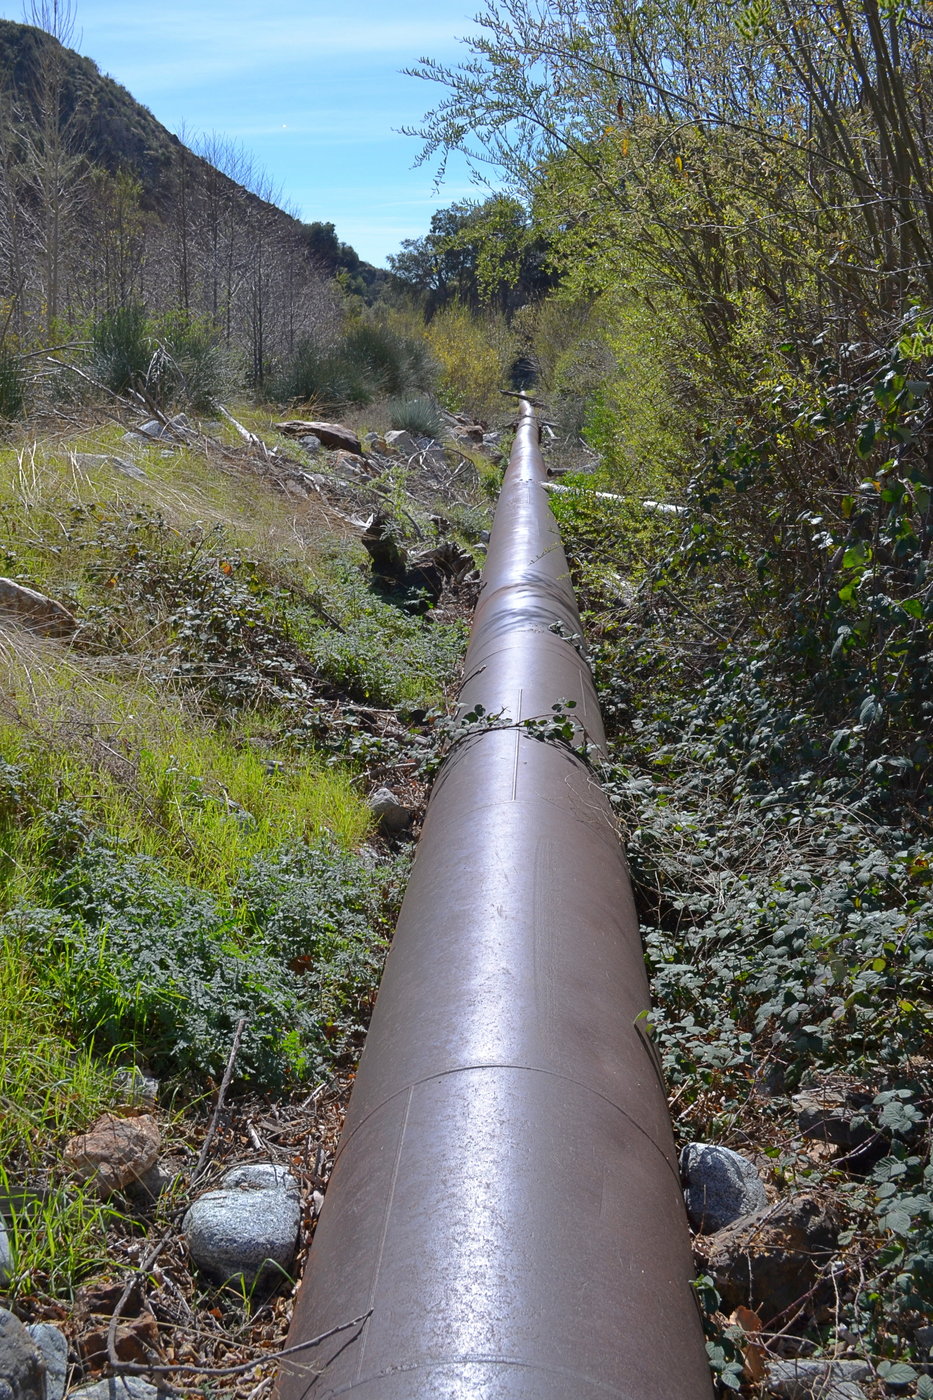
left=277, top=399, right=713, bottom=1400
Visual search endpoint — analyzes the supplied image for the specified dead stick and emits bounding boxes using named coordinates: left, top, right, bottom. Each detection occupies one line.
left=112, top=1310, right=373, bottom=1379
left=191, top=1014, right=248, bottom=1185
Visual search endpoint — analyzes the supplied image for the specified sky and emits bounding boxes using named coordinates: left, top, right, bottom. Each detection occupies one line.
left=0, top=0, right=490, bottom=266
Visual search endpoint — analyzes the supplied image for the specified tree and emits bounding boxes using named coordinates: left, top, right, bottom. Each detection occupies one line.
left=388, top=194, right=553, bottom=315
left=407, top=0, right=933, bottom=342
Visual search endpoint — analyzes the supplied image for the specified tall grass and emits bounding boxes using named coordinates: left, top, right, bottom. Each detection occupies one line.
left=0, top=676, right=371, bottom=903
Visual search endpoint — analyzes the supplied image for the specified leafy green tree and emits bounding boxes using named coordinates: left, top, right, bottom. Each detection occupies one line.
left=408, top=0, right=933, bottom=339
left=388, top=194, right=553, bottom=316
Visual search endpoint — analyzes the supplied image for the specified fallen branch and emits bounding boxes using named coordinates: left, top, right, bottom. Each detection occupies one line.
left=191, top=1015, right=248, bottom=1186
left=111, top=1310, right=373, bottom=1380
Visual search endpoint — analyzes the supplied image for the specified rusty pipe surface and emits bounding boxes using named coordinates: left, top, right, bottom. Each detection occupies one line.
left=277, top=399, right=713, bottom=1400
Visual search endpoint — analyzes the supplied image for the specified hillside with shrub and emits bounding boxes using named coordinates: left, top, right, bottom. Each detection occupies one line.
left=0, top=15, right=388, bottom=393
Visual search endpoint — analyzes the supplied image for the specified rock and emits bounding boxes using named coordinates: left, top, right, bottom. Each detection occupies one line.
left=127, top=1161, right=172, bottom=1203
left=331, top=450, right=372, bottom=478
left=128, top=420, right=162, bottom=440
left=793, top=1085, right=875, bottom=1150
left=700, top=1193, right=838, bottom=1322
left=766, top=1358, right=872, bottom=1398
left=384, top=429, right=421, bottom=455
left=125, top=414, right=188, bottom=444
left=0, top=1219, right=12, bottom=1286
left=417, top=539, right=475, bottom=586
left=63, top=1115, right=161, bottom=1199
left=66, top=1381, right=159, bottom=1400
left=71, top=453, right=147, bottom=481
left=0, top=579, right=78, bottom=638
left=107, top=457, right=148, bottom=481
left=681, top=1143, right=768, bottom=1233
left=26, top=1323, right=67, bottom=1400
left=449, top=422, right=484, bottom=443
left=368, top=787, right=415, bottom=836
left=113, top=1068, right=159, bottom=1108
left=183, top=1161, right=300, bottom=1288
left=298, top=433, right=322, bottom=452
left=362, top=512, right=408, bottom=579
left=77, top=1312, right=159, bottom=1368
left=275, top=420, right=362, bottom=454
left=0, top=1307, right=44, bottom=1400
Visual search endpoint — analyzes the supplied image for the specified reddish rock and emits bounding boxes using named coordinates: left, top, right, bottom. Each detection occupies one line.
left=450, top=422, right=484, bottom=443
left=0, top=577, right=77, bottom=637
left=698, top=1193, right=838, bottom=1323
left=78, top=1311, right=159, bottom=1368
left=275, top=420, right=362, bottom=454
left=64, top=1114, right=161, bottom=1198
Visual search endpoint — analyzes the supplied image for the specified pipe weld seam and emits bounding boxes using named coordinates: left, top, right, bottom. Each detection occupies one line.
left=337, top=1061, right=681, bottom=1186
left=321, top=1353, right=638, bottom=1399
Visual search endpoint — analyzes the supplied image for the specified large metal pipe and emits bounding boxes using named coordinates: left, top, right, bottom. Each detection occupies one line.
left=277, top=399, right=712, bottom=1399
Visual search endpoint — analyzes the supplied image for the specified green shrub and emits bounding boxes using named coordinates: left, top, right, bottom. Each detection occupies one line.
left=423, top=303, right=514, bottom=419
left=0, top=349, right=25, bottom=422
left=388, top=394, right=443, bottom=438
left=90, top=303, right=151, bottom=395
left=90, top=306, right=228, bottom=410
left=152, top=311, right=231, bottom=412
left=309, top=554, right=468, bottom=705
left=272, top=322, right=436, bottom=411
left=10, top=836, right=408, bottom=1089
left=271, top=337, right=371, bottom=409
left=343, top=322, right=435, bottom=398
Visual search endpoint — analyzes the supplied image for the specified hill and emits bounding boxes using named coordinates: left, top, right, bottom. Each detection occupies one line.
left=0, top=19, right=387, bottom=371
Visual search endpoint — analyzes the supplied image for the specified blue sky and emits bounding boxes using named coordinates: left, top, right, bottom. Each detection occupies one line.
left=0, top=0, right=488, bottom=265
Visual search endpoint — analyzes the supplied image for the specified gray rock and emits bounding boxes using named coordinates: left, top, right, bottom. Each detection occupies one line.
left=0, top=1220, right=12, bottom=1286
left=71, top=453, right=146, bottom=482
left=221, top=1162, right=295, bottom=1191
left=0, top=1307, right=44, bottom=1400
left=384, top=429, right=420, bottom=456
left=766, top=1358, right=872, bottom=1398
left=66, top=1381, right=159, bottom=1400
left=681, top=1142, right=768, bottom=1233
left=793, top=1086, right=874, bottom=1149
left=27, top=1324, right=67, bottom=1400
left=125, top=414, right=188, bottom=445
left=183, top=1162, right=300, bottom=1288
left=368, top=787, right=415, bottom=836
left=107, top=457, right=148, bottom=481
left=113, top=1068, right=159, bottom=1108
left=131, top=420, right=165, bottom=440
left=127, top=1160, right=172, bottom=1203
